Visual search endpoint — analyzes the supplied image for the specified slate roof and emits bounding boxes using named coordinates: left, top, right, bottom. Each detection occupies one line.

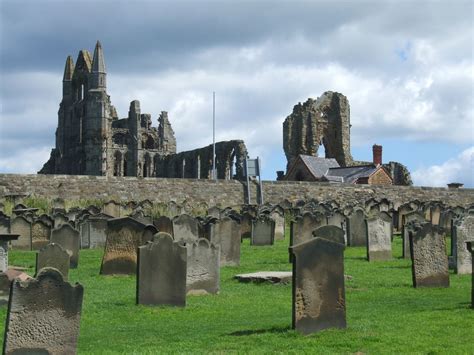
left=299, top=155, right=340, bottom=178
left=324, top=165, right=379, bottom=184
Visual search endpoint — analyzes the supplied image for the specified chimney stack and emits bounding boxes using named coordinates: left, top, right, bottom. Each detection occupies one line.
left=372, top=144, right=382, bottom=165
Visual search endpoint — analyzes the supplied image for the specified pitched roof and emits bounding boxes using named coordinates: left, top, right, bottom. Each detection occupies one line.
left=325, top=164, right=379, bottom=184
left=299, top=155, right=340, bottom=178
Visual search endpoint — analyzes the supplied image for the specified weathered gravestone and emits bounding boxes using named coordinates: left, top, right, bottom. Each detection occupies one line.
left=327, top=211, right=347, bottom=244
left=137, top=233, right=187, bottom=306
left=36, top=243, right=70, bottom=281
left=187, top=238, right=220, bottom=295
left=10, top=216, right=32, bottom=250
left=240, top=212, right=253, bottom=240
left=31, top=220, right=51, bottom=250
left=409, top=222, right=449, bottom=288
left=0, top=234, right=19, bottom=272
left=81, top=216, right=110, bottom=249
left=208, top=217, right=241, bottom=266
left=466, top=242, right=474, bottom=308
left=100, top=217, right=149, bottom=275
left=401, top=211, right=426, bottom=259
left=366, top=215, right=392, bottom=261
left=312, top=225, right=345, bottom=245
left=347, top=208, right=367, bottom=247
left=290, top=212, right=326, bottom=248
left=3, top=267, right=83, bottom=354
left=103, top=200, right=121, bottom=218
left=452, top=215, right=474, bottom=274
left=290, top=227, right=346, bottom=335
left=53, top=212, right=70, bottom=229
left=154, top=215, right=174, bottom=236
left=51, top=224, right=80, bottom=268
left=251, top=216, right=275, bottom=246
left=0, top=269, right=31, bottom=306
left=173, top=214, right=199, bottom=244
left=207, top=206, right=221, bottom=219
left=271, top=208, right=285, bottom=241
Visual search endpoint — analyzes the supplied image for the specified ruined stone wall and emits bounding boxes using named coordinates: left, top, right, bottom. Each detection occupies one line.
left=1, top=174, right=473, bottom=208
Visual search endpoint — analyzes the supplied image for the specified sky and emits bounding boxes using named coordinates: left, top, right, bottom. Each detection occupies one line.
left=0, top=0, right=473, bottom=186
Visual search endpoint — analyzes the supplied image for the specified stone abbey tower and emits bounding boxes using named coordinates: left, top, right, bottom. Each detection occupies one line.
left=40, top=41, right=247, bottom=179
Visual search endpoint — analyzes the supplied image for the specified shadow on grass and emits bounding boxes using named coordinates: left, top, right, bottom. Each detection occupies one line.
left=345, top=256, right=367, bottom=260
left=228, top=325, right=291, bottom=336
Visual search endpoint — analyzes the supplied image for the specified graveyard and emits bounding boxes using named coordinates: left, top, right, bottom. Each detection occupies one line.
left=0, top=213, right=472, bottom=353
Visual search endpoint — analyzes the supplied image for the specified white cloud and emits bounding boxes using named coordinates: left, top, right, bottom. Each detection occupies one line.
left=412, top=147, right=474, bottom=187
left=0, top=146, right=52, bottom=174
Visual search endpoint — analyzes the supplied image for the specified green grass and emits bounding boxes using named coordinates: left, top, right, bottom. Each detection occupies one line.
left=1, top=237, right=472, bottom=354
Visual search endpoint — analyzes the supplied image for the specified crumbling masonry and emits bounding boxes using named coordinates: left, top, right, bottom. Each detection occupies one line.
left=39, top=41, right=248, bottom=179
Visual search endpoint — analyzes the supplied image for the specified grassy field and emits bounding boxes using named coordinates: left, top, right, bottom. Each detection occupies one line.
left=1, top=236, right=472, bottom=354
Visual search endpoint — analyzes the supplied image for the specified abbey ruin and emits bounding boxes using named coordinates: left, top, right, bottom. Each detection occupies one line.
left=39, top=41, right=247, bottom=180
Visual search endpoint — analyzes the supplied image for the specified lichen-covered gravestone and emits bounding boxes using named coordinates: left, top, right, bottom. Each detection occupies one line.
left=290, top=226, right=346, bottom=335
left=347, top=209, right=366, bottom=247
left=409, top=222, right=449, bottom=288
left=3, top=267, right=83, bottom=354
left=208, top=217, right=240, bottom=266
left=36, top=243, right=70, bottom=281
left=10, top=216, right=32, bottom=250
left=51, top=224, right=80, bottom=268
left=31, top=220, right=51, bottom=250
left=251, top=216, right=275, bottom=246
left=173, top=214, right=199, bottom=244
left=100, top=217, right=148, bottom=275
left=136, top=233, right=187, bottom=306
left=103, top=200, right=121, bottom=218
left=452, top=215, right=474, bottom=274
left=187, top=238, right=220, bottom=295
left=366, top=216, right=392, bottom=261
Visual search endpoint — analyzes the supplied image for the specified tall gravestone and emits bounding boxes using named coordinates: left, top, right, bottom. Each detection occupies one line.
left=51, top=224, right=80, bottom=268
left=100, top=217, right=147, bottom=275
left=31, top=220, right=51, bottom=250
left=409, top=222, right=449, bottom=288
left=208, top=217, right=241, bottom=266
left=10, top=216, right=32, bottom=250
left=271, top=208, right=286, bottom=241
left=187, top=238, right=220, bottom=294
left=173, top=214, right=199, bottom=244
left=347, top=208, right=367, bottom=247
left=366, top=215, right=392, bottom=261
left=3, top=268, right=83, bottom=354
left=36, top=243, right=70, bottom=281
left=137, top=233, right=187, bottom=306
left=290, top=227, right=346, bottom=335
left=452, top=215, right=474, bottom=274
left=251, top=216, right=275, bottom=246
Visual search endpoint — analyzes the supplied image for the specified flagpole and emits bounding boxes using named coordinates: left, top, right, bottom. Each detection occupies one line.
left=213, top=91, right=216, bottom=180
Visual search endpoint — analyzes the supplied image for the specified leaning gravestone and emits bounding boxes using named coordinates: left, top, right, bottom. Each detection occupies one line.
left=409, top=222, right=449, bottom=288
left=154, top=215, right=174, bottom=236
left=366, top=215, right=392, bottom=261
left=289, top=229, right=346, bottom=335
left=31, top=220, right=51, bottom=250
left=10, top=216, right=32, bottom=250
left=100, top=217, right=147, bottom=275
left=36, top=243, right=70, bottom=281
left=452, top=215, right=474, bottom=274
left=347, top=208, right=367, bottom=247
left=51, top=224, right=80, bottom=268
left=208, top=217, right=241, bottom=266
left=137, top=233, right=187, bottom=306
left=3, top=267, right=83, bottom=354
left=251, top=216, right=275, bottom=246
left=173, top=214, right=199, bottom=244
left=187, top=238, right=220, bottom=295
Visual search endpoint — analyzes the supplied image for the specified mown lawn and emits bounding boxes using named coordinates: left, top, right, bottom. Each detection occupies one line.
left=1, top=236, right=472, bottom=354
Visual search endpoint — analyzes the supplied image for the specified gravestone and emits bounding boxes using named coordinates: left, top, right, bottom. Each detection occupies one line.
left=290, top=212, right=326, bottom=247
left=31, top=220, right=51, bottom=250
left=53, top=212, right=69, bottom=229
left=397, top=204, right=414, bottom=231
left=409, top=222, right=449, bottom=288
left=173, top=214, right=199, bottom=244
left=270, top=208, right=285, bottom=241
left=187, top=238, right=220, bottom=294
left=136, top=233, right=187, bottom=306
left=240, top=212, right=252, bottom=239
left=251, top=216, right=275, bottom=246
left=0, top=234, right=19, bottom=272
left=103, top=200, right=121, bottom=218
left=466, top=242, right=474, bottom=308
left=167, top=201, right=181, bottom=218
left=207, top=206, right=221, bottom=219
left=347, top=209, right=367, bottom=247
left=208, top=216, right=241, bottom=266
left=143, top=225, right=158, bottom=244
left=154, top=215, right=174, bottom=236
left=10, top=216, right=32, bottom=250
left=0, top=215, right=10, bottom=234
left=366, top=216, right=392, bottom=261
left=327, top=211, right=347, bottom=244
left=51, top=224, right=80, bottom=268
left=312, top=225, right=345, bottom=245
left=401, top=211, right=425, bottom=259
left=130, top=210, right=153, bottom=225
left=452, top=215, right=474, bottom=274
left=289, top=234, right=346, bottom=335
left=87, top=216, right=110, bottom=249
left=0, top=269, right=31, bottom=306
left=36, top=243, right=70, bottom=281
left=3, top=267, right=83, bottom=354
left=100, top=217, right=147, bottom=275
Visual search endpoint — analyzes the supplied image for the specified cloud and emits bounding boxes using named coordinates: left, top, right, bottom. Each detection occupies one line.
left=412, top=147, right=474, bottom=188
left=0, top=146, right=52, bottom=174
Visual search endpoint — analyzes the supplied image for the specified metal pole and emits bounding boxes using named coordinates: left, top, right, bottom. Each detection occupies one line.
left=213, top=91, right=216, bottom=180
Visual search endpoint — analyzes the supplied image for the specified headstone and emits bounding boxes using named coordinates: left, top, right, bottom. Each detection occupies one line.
left=0, top=269, right=31, bottom=306
left=401, top=211, right=425, bottom=259
left=0, top=214, right=10, bottom=234
left=36, top=243, right=70, bottom=281
left=452, top=215, right=474, bottom=274
left=240, top=212, right=252, bottom=239
left=270, top=208, right=285, bottom=241
left=51, top=224, right=80, bottom=268
left=53, top=212, right=69, bottom=229
left=327, top=211, right=347, bottom=244
left=130, top=210, right=153, bottom=225
left=3, top=268, right=83, bottom=354
left=136, top=233, right=187, bottom=306
left=409, top=222, right=449, bottom=288
left=167, top=201, right=181, bottom=218
left=289, top=233, right=346, bottom=335
left=0, top=234, right=20, bottom=272
left=251, top=216, right=275, bottom=246
left=207, top=206, right=221, bottom=219
left=100, top=217, right=147, bottom=275
left=10, top=216, right=32, bottom=250
left=290, top=212, right=326, bottom=247
left=208, top=217, right=241, bottom=266
left=172, top=214, right=199, bottom=244
left=103, top=200, right=121, bottom=218
left=187, top=238, right=220, bottom=295
left=466, top=242, right=474, bottom=308
left=31, top=220, right=51, bottom=250
left=88, top=216, right=109, bottom=249
left=347, top=209, right=367, bottom=247
left=366, top=216, right=392, bottom=261
left=312, top=225, right=345, bottom=245
left=154, top=215, right=174, bottom=236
